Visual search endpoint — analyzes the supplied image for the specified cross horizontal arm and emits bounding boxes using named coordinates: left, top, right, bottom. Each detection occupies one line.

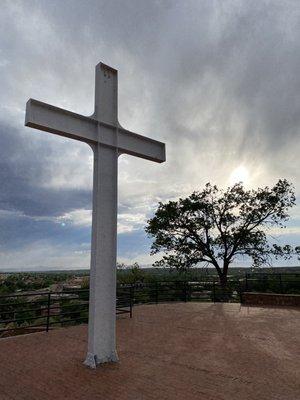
left=117, top=126, right=165, bottom=163
left=25, top=99, right=98, bottom=144
left=25, top=99, right=165, bottom=163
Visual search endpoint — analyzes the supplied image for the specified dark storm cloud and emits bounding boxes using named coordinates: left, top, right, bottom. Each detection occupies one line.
left=0, top=123, right=92, bottom=217
left=0, top=211, right=90, bottom=250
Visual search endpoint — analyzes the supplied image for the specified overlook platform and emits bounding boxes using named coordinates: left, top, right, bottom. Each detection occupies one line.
left=0, top=303, right=299, bottom=400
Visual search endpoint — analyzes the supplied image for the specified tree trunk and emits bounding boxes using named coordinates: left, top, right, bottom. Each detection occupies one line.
left=218, top=273, right=228, bottom=288
left=220, top=261, right=230, bottom=288
left=211, top=260, right=229, bottom=289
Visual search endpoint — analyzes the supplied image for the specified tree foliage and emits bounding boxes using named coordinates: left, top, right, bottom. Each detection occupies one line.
left=146, top=179, right=297, bottom=285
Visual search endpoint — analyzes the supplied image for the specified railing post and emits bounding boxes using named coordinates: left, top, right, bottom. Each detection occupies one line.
left=184, top=281, right=187, bottom=302
left=245, top=273, right=249, bottom=291
left=133, top=285, right=135, bottom=306
left=129, top=285, right=133, bottom=318
left=279, top=274, right=283, bottom=294
left=46, top=292, right=51, bottom=332
left=155, top=282, right=158, bottom=304
left=238, top=280, right=243, bottom=304
left=213, top=280, right=216, bottom=303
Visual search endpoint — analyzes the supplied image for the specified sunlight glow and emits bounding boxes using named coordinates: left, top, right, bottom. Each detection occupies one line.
left=229, top=165, right=249, bottom=185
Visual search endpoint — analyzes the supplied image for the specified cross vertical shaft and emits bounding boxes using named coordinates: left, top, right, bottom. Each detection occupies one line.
left=93, top=63, right=118, bottom=124
left=84, top=64, right=119, bottom=368
left=85, top=144, right=119, bottom=367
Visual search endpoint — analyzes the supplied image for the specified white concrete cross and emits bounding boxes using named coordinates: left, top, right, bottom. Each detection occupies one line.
left=25, top=62, right=166, bottom=368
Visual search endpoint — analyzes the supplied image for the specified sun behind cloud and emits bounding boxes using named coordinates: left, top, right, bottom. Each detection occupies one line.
left=229, top=165, right=249, bottom=185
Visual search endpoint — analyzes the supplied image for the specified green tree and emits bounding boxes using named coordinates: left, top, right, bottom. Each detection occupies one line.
left=146, top=179, right=297, bottom=287
left=117, top=262, right=145, bottom=284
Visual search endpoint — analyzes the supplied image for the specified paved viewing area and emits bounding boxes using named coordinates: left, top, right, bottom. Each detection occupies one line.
left=0, top=303, right=299, bottom=400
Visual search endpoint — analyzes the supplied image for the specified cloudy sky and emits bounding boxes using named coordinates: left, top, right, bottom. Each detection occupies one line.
left=0, top=0, right=299, bottom=271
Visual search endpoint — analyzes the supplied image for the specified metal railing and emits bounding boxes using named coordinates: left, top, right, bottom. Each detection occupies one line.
left=244, top=273, right=300, bottom=294
left=1, top=274, right=299, bottom=337
left=0, top=287, right=132, bottom=337
left=130, top=280, right=242, bottom=305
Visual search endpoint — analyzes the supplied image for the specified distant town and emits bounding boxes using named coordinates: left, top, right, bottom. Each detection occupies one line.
left=1, top=265, right=300, bottom=295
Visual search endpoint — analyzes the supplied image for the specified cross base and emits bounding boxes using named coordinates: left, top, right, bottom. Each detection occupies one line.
left=83, top=350, right=119, bottom=369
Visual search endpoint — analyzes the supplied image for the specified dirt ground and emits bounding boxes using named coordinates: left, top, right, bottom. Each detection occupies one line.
left=0, top=302, right=299, bottom=400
